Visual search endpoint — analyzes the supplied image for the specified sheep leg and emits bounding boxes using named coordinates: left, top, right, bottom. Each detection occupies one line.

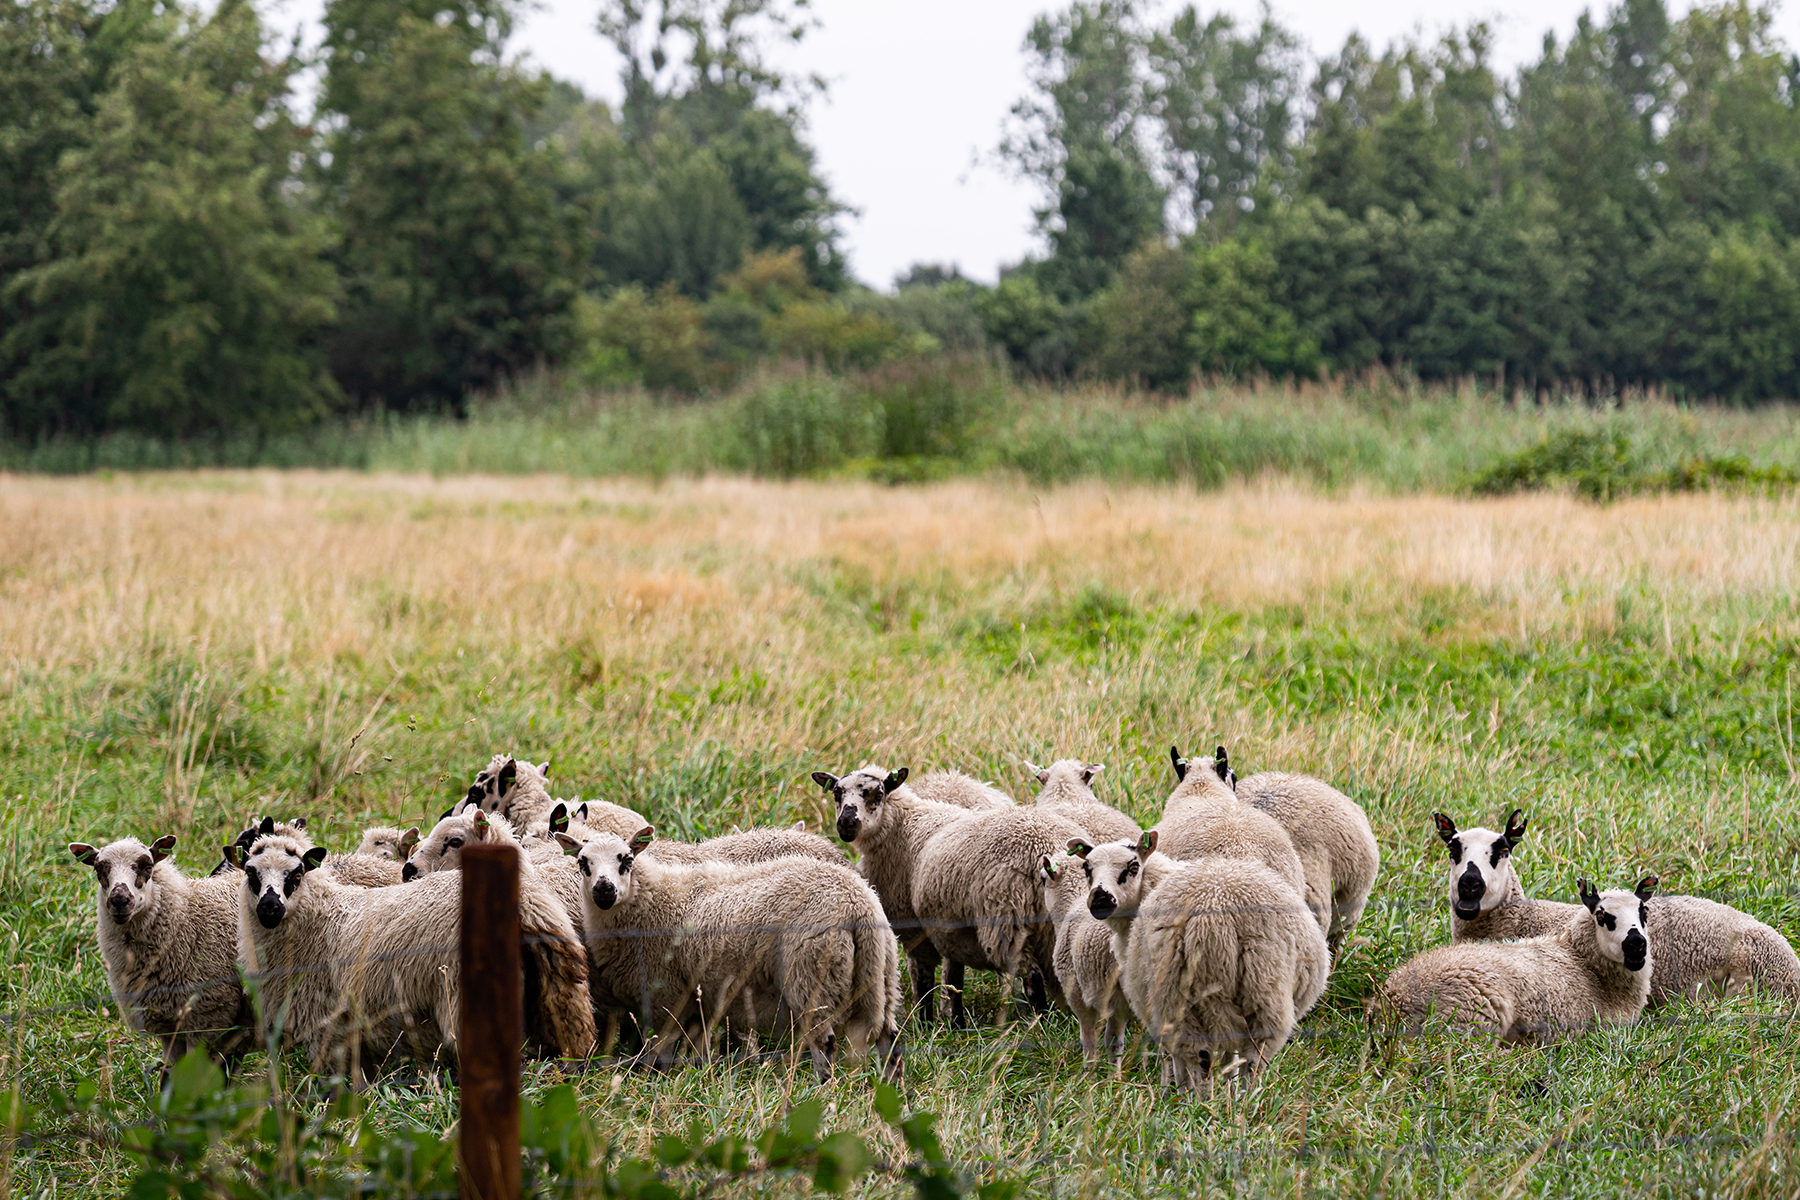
left=908, top=943, right=942, bottom=1023
left=945, top=961, right=968, bottom=1028
left=876, top=1025, right=902, bottom=1083
left=808, top=1032, right=837, bottom=1083
left=1026, top=965, right=1050, bottom=1014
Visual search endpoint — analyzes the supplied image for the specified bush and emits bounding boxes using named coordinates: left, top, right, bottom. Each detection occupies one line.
left=857, top=354, right=1008, bottom=460
left=576, top=285, right=711, bottom=393
left=975, top=275, right=1086, bottom=378
left=728, top=374, right=881, bottom=476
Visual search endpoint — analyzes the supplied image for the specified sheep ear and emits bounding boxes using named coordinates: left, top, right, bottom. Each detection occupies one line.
left=1213, top=745, right=1230, bottom=777
left=1023, top=760, right=1046, bottom=783
left=292, top=817, right=307, bottom=830
left=224, top=844, right=246, bottom=868
left=69, top=843, right=99, bottom=867
left=884, top=768, right=908, bottom=793
left=538, top=761, right=550, bottom=778
left=574, top=803, right=589, bottom=821
left=811, top=771, right=838, bottom=791
left=301, top=847, right=328, bottom=873
left=149, top=835, right=177, bottom=863
left=1578, top=878, right=1599, bottom=912
left=1635, top=874, right=1658, bottom=902
left=1040, top=855, right=1058, bottom=880
left=793, top=820, right=807, bottom=831
left=549, top=803, right=569, bottom=834
left=1067, top=839, right=1092, bottom=859
left=398, top=828, right=420, bottom=857
left=1169, top=746, right=1187, bottom=781
left=1432, top=813, right=1458, bottom=844
left=259, top=816, right=275, bottom=835
left=1083, top=763, right=1104, bottom=783
left=473, top=810, right=493, bottom=837
left=1138, top=829, right=1159, bottom=858
left=630, top=825, right=656, bottom=852
left=498, top=758, right=518, bottom=795
left=1503, top=810, right=1528, bottom=843
left=552, top=832, right=581, bottom=856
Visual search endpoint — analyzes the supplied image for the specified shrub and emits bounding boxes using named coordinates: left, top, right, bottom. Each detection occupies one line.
left=576, top=285, right=711, bottom=393
left=1089, top=243, right=1197, bottom=390
left=729, top=373, right=880, bottom=476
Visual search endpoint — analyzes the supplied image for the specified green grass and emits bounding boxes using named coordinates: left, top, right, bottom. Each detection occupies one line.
left=4, top=473, right=1800, bottom=1197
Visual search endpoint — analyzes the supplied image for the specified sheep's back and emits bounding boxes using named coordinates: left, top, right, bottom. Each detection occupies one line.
left=1152, top=798, right=1304, bottom=895
left=914, top=770, right=1014, bottom=810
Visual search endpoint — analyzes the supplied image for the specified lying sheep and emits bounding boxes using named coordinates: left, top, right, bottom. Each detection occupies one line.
left=1025, top=759, right=1140, bottom=844
left=1232, top=752, right=1380, bottom=956
left=1075, top=833, right=1328, bottom=1093
left=1040, top=850, right=1126, bottom=1069
left=399, top=811, right=596, bottom=1058
left=564, top=827, right=901, bottom=1081
left=1434, top=811, right=1800, bottom=1006
left=1378, top=876, right=1658, bottom=1043
left=1155, top=746, right=1307, bottom=909
left=815, top=764, right=1080, bottom=1025
left=71, top=836, right=254, bottom=1071
left=236, top=833, right=463, bottom=1078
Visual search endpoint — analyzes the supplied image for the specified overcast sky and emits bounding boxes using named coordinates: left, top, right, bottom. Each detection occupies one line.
left=269, top=0, right=1800, bottom=289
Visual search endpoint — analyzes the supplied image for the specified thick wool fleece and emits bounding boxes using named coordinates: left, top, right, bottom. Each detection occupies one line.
left=1113, top=855, right=1328, bottom=1090
left=1152, top=764, right=1306, bottom=903
left=1236, top=770, right=1380, bottom=955
left=912, top=770, right=1015, bottom=810
left=1380, top=907, right=1652, bottom=1043
left=576, top=849, right=900, bottom=1079
left=88, top=841, right=254, bottom=1066
left=1032, top=761, right=1141, bottom=845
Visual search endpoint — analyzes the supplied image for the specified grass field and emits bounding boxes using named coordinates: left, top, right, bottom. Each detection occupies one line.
left=5, top=468, right=1800, bottom=1197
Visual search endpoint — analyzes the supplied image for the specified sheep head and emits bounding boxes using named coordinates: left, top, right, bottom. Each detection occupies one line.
left=1434, top=810, right=1528, bottom=922
left=71, top=836, right=176, bottom=925
left=240, top=836, right=327, bottom=929
left=812, top=765, right=907, bottom=844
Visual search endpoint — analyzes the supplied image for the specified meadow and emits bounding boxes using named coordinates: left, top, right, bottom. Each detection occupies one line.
left=4, top=465, right=1800, bottom=1197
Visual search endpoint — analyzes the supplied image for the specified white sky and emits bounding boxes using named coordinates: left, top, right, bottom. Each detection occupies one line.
left=265, top=0, right=1800, bottom=288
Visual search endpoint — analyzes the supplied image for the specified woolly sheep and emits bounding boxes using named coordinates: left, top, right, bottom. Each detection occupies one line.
left=1024, top=758, right=1141, bottom=844
left=1154, top=746, right=1308, bottom=907
left=355, top=826, right=421, bottom=862
left=1435, top=811, right=1800, bottom=1005
left=237, top=833, right=463, bottom=1079
left=564, top=827, right=901, bottom=1081
left=1040, top=850, right=1127, bottom=1069
left=1233, top=753, right=1381, bottom=956
left=70, top=835, right=254, bottom=1071
left=397, top=811, right=597, bottom=1058
left=911, top=769, right=1015, bottom=810
left=814, top=764, right=1080, bottom=1025
left=1378, top=876, right=1658, bottom=1043
left=210, top=816, right=308, bottom=876
left=459, top=754, right=559, bottom=826
left=214, top=816, right=405, bottom=888
left=1074, top=832, right=1328, bottom=1094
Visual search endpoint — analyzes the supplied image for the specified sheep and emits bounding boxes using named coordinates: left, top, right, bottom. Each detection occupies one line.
left=1232, top=751, right=1381, bottom=957
left=1377, top=876, right=1658, bottom=1043
left=1154, top=746, right=1308, bottom=911
left=398, top=811, right=597, bottom=1058
left=69, top=836, right=254, bottom=1072
left=355, top=826, right=421, bottom=862
left=210, top=816, right=309, bottom=876
left=911, top=769, right=1015, bottom=810
left=1024, top=758, right=1141, bottom=844
left=1435, top=811, right=1800, bottom=1005
left=814, top=763, right=1082, bottom=1026
left=1073, top=832, right=1328, bottom=1094
left=235, top=833, right=463, bottom=1079
left=458, top=754, right=567, bottom=828
left=213, top=816, right=404, bottom=888
left=563, top=827, right=901, bottom=1081
left=1040, top=850, right=1127, bottom=1069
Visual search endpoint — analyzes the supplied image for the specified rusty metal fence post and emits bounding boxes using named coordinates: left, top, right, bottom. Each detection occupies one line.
left=459, top=842, right=521, bottom=1200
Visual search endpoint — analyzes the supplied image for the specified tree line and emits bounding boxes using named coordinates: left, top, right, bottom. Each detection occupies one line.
left=3, top=0, right=1799, bottom=442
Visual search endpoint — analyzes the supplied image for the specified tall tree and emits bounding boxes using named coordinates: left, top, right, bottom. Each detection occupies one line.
left=1001, top=0, right=1165, bottom=298
left=319, top=0, right=576, bottom=408
left=2, top=0, right=337, bottom=437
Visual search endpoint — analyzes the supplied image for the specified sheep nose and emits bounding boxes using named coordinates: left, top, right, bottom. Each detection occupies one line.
left=835, top=809, right=861, bottom=842
left=1088, top=890, right=1118, bottom=920
left=592, top=880, right=617, bottom=910
left=401, top=861, right=420, bottom=882
left=255, top=895, right=286, bottom=929
left=1457, top=865, right=1485, bottom=901
left=1622, top=930, right=1648, bottom=968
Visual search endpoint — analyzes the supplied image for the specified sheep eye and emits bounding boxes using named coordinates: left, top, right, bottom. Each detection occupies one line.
left=245, top=867, right=260, bottom=890
left=579, top=858, right=591, bottom=876
left=447, top=837, right=463, bottom=849
left=620, top=855, right=633, bottom=871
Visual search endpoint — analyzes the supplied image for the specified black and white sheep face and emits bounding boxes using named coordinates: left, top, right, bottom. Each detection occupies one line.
left=403, top=814, right=480, bottom=880
left=1070, top=832, right=1158, bottom=920
left=1434, top=810, right=1528, bottom=921
left=1580, top=876, right=1657, bottom=971
left=69, top=836, right=174, bottom=925
left=461, top=755, right=551, bottom=820
left=570, top=827, right=655, bottom=911
left=239, top=839, right=327, bottom=929
left=811, top=767, right=908, bottom=844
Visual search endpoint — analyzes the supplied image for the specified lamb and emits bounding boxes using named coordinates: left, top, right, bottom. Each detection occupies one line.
left=1232, top=751, right=1381, bottom=956
left=355, top=826, right=421, bottom=862
left=70, top=836, right=255, bottom=1072
left=235, top=833, right=463, bottom=1079
left=1436, top=811, right=1800, bottom=1006
left=1025, top=758, right=1141, bottom=844
left=564, top=827, right=901, bottom=1081
left=1074, top=832, right=1328, bottom=1094
left=1378, top=876, right=1658, bottom=1043
left=813, top=762, right=1083, bottom=1025
left=397, top=811, right=597, bottom=1058
left=1154, top=746, right=1308, bottom=910
left=1040, top=850, right=1127, bottom=1069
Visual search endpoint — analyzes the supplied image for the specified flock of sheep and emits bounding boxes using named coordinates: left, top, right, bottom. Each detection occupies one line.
left=70, top=745, right=1800, bottom=1096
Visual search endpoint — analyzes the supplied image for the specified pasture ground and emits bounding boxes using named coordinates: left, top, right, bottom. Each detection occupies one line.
left=4, top=470, right=1800, bottom=1197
